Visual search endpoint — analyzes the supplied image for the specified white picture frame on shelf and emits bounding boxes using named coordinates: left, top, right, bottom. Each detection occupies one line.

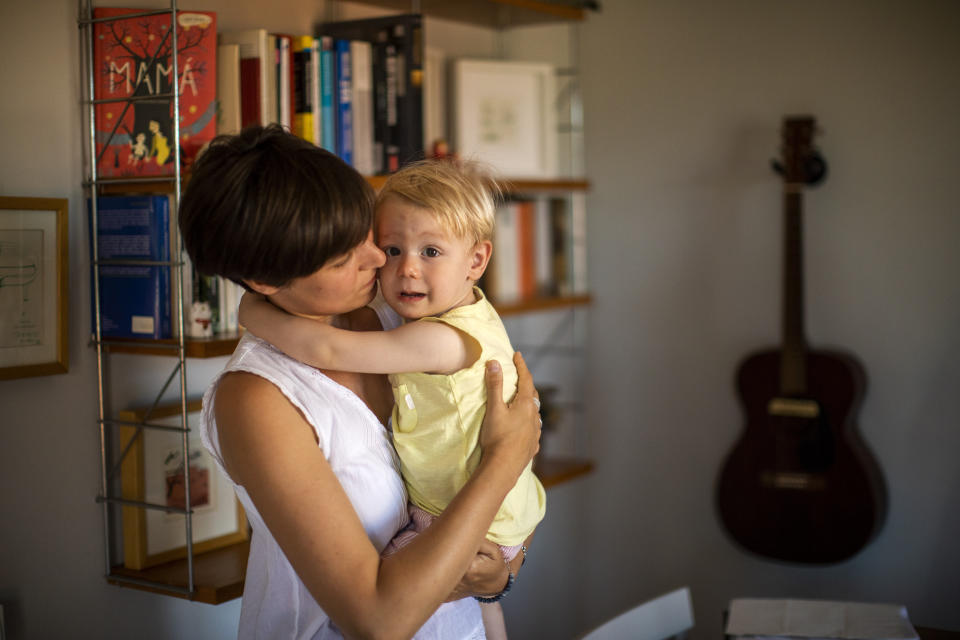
left=452, top=59, right=557, bottom=178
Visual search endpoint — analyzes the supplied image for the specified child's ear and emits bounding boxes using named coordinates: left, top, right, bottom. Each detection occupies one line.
left=467, top=240, right=493, bottom=281
left=243, top=279, right=281, bottom=296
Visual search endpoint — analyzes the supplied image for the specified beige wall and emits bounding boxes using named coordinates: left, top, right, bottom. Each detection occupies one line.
left=576, top=0, right=960, bottom=636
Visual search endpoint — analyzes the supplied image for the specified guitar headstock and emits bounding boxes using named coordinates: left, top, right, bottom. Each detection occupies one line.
left=773, top=116, right=827, bottom=186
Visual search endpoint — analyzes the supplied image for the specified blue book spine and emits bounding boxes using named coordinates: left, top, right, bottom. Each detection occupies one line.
left=89, top=195, right=171, bottom=339
left=320, top=36, right=335, bottom=154
left=335, top=38, right=353, bottom=166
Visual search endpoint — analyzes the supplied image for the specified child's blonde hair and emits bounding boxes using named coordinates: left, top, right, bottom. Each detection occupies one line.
left=375, top=159, right=501, bottom=246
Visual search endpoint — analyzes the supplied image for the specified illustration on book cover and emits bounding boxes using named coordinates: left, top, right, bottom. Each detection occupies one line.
left=93, top=8, right=217, bottom=178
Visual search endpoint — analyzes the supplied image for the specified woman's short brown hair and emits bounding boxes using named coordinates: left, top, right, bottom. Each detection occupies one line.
left=179, top=124, right=375, bottom=288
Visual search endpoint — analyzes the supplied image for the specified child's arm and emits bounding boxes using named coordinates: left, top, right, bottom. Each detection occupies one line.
left=239, top=292, right=475, bottom=375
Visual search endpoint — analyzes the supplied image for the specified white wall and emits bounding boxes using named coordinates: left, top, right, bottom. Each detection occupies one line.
left=1, top=1, right=957, bottom=639
left=577, top=0, right=960, bottom=636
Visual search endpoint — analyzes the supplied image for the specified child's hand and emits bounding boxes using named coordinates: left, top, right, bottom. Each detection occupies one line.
left=237, top=290, right=274, bottom=335
left=479, top=352, right=541, bottom=476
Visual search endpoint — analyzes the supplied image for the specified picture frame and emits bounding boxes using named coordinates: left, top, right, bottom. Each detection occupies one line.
left=0, top=196, right=69, bottom=380
left=118, top=400, right=248, bottom=570
left=452, top=58, right=558, bottom=178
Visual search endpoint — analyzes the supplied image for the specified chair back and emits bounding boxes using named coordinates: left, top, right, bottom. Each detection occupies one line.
left=580, top=586, right=694, bottom=640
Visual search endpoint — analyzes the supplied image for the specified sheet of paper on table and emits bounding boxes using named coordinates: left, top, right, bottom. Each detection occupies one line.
left=725, top=598, right=919, bottom=640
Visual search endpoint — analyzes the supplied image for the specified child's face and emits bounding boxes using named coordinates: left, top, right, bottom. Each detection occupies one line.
left=376, top=197, right=487, bottom=320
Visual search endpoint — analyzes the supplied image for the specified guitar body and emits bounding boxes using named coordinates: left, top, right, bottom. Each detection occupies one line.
left=717, top=347, right=887, bottom=563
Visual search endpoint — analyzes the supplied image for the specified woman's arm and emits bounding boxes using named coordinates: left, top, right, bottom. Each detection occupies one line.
left=239, top=291, right=473, bottom=374
left=215, top=352, right=540, bottom=640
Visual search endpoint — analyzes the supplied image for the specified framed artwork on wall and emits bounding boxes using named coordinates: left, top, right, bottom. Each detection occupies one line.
left=0, top=196, right=69, bottom=381
left=452, top=58, right=558, bottom=178
left=119, top=400, right=249, bottom=570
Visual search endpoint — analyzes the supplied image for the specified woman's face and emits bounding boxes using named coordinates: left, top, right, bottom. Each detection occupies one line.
left=265, top=230, right=386, bottom=320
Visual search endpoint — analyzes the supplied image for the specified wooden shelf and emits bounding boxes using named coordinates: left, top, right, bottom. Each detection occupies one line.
left=535, top=456, right=594, bottom=488
left=107, top=540, right=249, bottom=604
left=349, top=0, right=587, bottom=28
left=94, top=174, right=589, bottom=196
left=99, top=295, right=589, bottom=357
left=101, top=330, right=243, bottom=358
left=493, top=293, right=591, bottom=316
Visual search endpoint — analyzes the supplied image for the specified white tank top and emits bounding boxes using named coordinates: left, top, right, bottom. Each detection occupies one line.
left=199, top=298, right=484, bottom=639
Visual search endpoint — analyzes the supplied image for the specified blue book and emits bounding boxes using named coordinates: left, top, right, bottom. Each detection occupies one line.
left=89, top=195, right=172, bottom=339
left=334, top=38, right=353, bottom=166
left=319, top=36, right=335, bottom=153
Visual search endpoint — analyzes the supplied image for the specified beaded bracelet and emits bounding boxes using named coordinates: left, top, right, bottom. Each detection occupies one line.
left=474, top=569, right=515, bottom=603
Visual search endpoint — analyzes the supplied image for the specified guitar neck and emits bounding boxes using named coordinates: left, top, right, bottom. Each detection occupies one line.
left=781, top=187, right=807, bottom=394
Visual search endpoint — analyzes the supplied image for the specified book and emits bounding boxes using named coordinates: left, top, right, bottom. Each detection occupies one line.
left=334, top=39, right=353, bottom=166
left=351, top=40, right=375, bottom=175
left=319, top=36, right=336, bottom=153
left=549, top=196, right=571, bottom=295
left=534, top=196, right=556, bottom=296
left=514, top=199, right=537, bottom=300
left=92, top=8, right=217, bottom=179
left=272, top=34, right=293, bottom=130
left=292, top=35, right=316, bottom=144
left=220, top=28, right=275, bottom=126
left=488, top=200, right=519, bottom=304
left=216, top=43, right=242, bottom=135
left=569, top=193, right=588, bottom=294
left=309, top=38, right=322, bottom=146
left=90, top=195, right=172, bottom=339
left=423, top=46, right=447, bottom=152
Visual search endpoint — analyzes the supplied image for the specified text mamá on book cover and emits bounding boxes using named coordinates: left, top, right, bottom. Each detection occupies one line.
left=93, top=8, right=217, bottom=178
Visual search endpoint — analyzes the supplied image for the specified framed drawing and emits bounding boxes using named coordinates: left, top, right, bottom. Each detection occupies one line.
left=119, top=400, right=248, bottom=570
left=452, top=59, right=557, bottom=178
left=0, top=197, right=69, bottom=380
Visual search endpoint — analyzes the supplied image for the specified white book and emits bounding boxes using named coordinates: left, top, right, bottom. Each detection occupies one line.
left=276, top=35, right=291, bottom=129
left=492, top=201, right=519, bottom=303
left=216, top=43, right=241, bottom=135
left=570, top=193, right=588, bottom=294
left=350, top=40, right=374, bottom=175
left=423, top=46, right=446, bottom=151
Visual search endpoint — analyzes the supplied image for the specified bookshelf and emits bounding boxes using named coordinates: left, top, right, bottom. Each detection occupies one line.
left=81, top=0, right=592, bottom=603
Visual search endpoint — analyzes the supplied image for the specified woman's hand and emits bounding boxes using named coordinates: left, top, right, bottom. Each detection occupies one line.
left=444, top=539, right=509, bottom=602
left=479, top=352, right=542, bottom=477
left=445, top=530, right=535, bottom=602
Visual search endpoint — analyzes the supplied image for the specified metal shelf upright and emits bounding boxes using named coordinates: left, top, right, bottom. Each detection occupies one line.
left=80, top=0, right=198, bottom=598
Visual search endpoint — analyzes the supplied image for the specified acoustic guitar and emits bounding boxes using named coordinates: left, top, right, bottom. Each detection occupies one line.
left=715, top=116, right=887, bottom=564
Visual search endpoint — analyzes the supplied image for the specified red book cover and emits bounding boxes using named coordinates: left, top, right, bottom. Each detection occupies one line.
left=92, top=8, right=217, bottom=178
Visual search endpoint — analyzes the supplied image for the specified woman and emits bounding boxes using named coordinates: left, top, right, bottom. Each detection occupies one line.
left=179, top=124, right=541, bottom=639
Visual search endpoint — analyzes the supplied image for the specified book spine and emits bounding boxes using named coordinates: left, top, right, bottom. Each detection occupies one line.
left=491, top=200, right=520, bottom=304
left=390, top=18, right=424, bottom=166
left=334, top=39, right=353, bottom=166
left=319, top=36, right=336, bottom=154
left=310, top=38, right=322, bottom=146
left=515, top=199, right=536, bottom=300
left=351, top=40, right=374, bottom=175
left=292, top=35, right=314, bottom=143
